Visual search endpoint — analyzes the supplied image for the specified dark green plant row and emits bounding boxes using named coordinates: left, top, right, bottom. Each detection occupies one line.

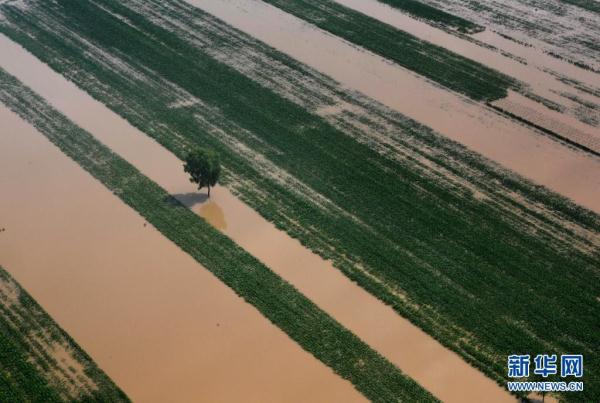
left=375, top=0, right=484, bottom=33
left=0, top=68, right=437, bottom=403
left=1, top=1, right=598, bottom=401
left=0, top=266, right=129, bottom=402
left=259, top=0, right=516, bottom=101
left=559, top=0, right=600, bottom=14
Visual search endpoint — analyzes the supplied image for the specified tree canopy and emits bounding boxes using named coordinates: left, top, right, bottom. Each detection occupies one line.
left=183, top=148, right=221, bottom=197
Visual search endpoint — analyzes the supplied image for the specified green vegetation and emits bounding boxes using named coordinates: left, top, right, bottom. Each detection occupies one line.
left=376, top=0, right=484, bottom=33
left=559, top=0, right=600, bottom=14
left=0, top=266, right=128, bottom=402
left=260, top=0, right=516, bottom=101
left=1, top=1, right=598, bottom=401
left=184, top=148, right=221, bottom=197
left=0, top=67, right=437, bottom=403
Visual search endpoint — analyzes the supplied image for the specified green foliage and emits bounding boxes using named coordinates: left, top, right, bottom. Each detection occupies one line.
left=559, top=0, right=600, bottom=13
left=0, top=329, right=63, bottom=403
left=1, top=1, right=598, bottom=401
left=184, top=148, right=220, bottom=196
left=0, top=67, right=437, bottom=403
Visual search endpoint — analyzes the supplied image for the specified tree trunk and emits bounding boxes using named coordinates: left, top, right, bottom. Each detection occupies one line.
left=208, top=185, right=211, bottom=198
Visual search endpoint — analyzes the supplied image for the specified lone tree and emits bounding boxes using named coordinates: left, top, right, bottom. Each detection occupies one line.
left=183, top=148, right=221, bottom=198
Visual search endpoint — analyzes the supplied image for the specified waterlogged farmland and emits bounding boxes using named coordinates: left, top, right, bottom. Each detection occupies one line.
left=0, top=0, right=599, bottom=401
left=260, top=0, right=518, bottom=102
left=0, top=101, right=368, bottom=403
left=333, top=0, right=600, bottom=139
left=419, top=0, right=600, bottom=70
left=0, top=68, right=436, bottom=403
left=0, top=266, right=128, bottom=402
left=359, top=0, right=484, bottom=33
left=190, top=0, right=600, bottom=211
left=0, top=37, right=512, bottom=402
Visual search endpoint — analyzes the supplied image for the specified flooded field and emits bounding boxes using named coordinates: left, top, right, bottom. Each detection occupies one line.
left=1, top=1, right=598, bottom=402
left=0, top=104, right=364, bottom=403
left=0, top=33, right=513, bottom=403
left=186, top=0, right=600, bottom=214
left=492, top=91, right=600, bottom=155
left=334, top=0, right=600, bottom=128
left=333, top=0, right=599, bottom=150
left=195, top=188, right=516, bottom=403
left=419, top=0, right=600, bottom=70
left=0, top=265, right=126, bottom=401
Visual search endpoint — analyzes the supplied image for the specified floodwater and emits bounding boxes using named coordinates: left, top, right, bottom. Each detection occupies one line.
left=200, top=200, right=227, bottom=230
left=0, top=36, right=515, bottom=402
left=0, top=104, right=365, bottom=403
left=187, top=0, right=600, bottom=214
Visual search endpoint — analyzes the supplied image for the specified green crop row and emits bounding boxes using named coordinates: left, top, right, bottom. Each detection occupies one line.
left=559, top=0, right=600, bottom=13
left=1, top=1, right=598, bottom=400
left=0, top=67, right=437, bottom=403
left=376, top=0, right=484, bottom=33
left=260, top=0, right=516, bottom=101
left=0, top=266, right=129, bottom=402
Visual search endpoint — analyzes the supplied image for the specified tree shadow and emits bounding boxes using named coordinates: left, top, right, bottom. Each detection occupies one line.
left=169, top=192, right=208, bottom=208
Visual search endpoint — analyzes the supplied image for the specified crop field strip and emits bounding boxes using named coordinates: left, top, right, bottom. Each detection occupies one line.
left=359, top=0, right=484, bottom=34
left=0, top=266, right=128, bottom=402
left=258, top=0, right=518, bottom=102
left=1, top=1, right=599, bottom=401
left=0, top=67, right=437, bottom=403
left=559, top=0, right=600, bottom=14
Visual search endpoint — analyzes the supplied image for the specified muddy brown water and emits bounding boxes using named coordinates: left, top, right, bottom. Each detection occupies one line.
left=0, top=105, right=365, bottom=402
left=186, top=0, right=600, bottom=214
left=0, top=36, right=516, bottom=402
